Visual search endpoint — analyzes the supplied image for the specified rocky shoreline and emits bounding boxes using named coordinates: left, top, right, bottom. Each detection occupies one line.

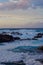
left=0, top=34, right=14, bottom=43
left=0, top=32, right=43, bottom=43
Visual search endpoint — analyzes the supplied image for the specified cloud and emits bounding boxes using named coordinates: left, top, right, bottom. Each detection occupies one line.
left=0, top=0, right=43, bottom=10
left=0, top=0, right=29, bottom=10
left=9, top=0, right=19, bottom=3
left=31, top=0, right=43, bottom=8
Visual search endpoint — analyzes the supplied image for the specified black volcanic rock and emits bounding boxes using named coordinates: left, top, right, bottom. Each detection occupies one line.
left=37, top=46, right=43, bottom=51
left=32, top=38, right=38, bottom=40
left=0, top=34, right=14, bottom=43
left=37, top=33, right=43, bottom=36
left=1, top=60, right=25, bottom=65
left=14, top=37, right=21, bottom=40
left=33, top=33, right=43, bottom=39
left=34, top=35, right=42, bottom=38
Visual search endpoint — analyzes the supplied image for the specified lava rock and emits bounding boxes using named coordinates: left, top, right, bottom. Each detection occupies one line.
left=32, top=38, right=38, bottom=40
left=34, top=35, right=42, bottom=38
left=14, top=37, right=21, bottom=40
left=37, top=46, right=43, bottom=51
left=33, top=33, right=43, bottom=39
left=0, top=34, right=14, bottom=43
left=37, top=33, right=43, bottom=36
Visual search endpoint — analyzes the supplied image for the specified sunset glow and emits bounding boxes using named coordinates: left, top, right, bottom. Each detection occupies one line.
left=0, top=0, right=43, bottom=28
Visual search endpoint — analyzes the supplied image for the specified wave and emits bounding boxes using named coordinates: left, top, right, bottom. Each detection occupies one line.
left=0, top=29, right=43, bottom=65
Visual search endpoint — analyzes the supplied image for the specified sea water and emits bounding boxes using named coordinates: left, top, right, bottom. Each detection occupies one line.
left=0, top=28, right=43, bottom=65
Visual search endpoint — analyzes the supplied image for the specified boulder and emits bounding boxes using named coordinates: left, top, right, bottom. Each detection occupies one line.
left=33, top=33, right=43, bottom=39
left=32, top=38, right=38, bottom=40
left=34, top=35, right=42, bottom=38
left=37, top=33, right=43, bottom=36
left=14, top=37, right=21, bottom=40
left=0, top=34, right=14, bottom=43
left=37, top=46, right=43, bottom=51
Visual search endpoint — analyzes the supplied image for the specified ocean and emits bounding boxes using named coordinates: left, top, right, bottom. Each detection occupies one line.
left=0, top=28, right=43, bottom=65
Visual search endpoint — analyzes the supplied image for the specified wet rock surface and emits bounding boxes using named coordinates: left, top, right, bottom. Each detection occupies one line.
left=33, top=33, right=43, bottom=39
left=0, top=34, right=14, bottom=43
left=37, top=46, right=43, bottom=51
left=32, top=38, right=38, bottom=40
left=0, top=32, right=43, bottom=43
left=14, top=37, right=21, bottom=40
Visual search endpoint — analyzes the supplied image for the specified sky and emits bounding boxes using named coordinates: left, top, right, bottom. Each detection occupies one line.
left=0, top=0, right=43, bottom=28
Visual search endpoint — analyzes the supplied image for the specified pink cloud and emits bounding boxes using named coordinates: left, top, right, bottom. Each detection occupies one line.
left=0, top=0, right=29, bottom=10
left=0, top=0, right=43, bottom=10
left=16, top=0, right=28, bottom=9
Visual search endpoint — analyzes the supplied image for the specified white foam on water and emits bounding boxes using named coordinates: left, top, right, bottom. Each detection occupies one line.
left=0, top=29, right=43, bottom=65
left=0, top=40, right=43, bottom=50
left=0, top=50, right=43, bottom=65
left=0, top=51, right=23, bottom=62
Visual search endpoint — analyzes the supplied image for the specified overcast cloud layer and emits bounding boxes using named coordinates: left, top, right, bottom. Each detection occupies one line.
left=0, top=0, right=43, bottom=10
